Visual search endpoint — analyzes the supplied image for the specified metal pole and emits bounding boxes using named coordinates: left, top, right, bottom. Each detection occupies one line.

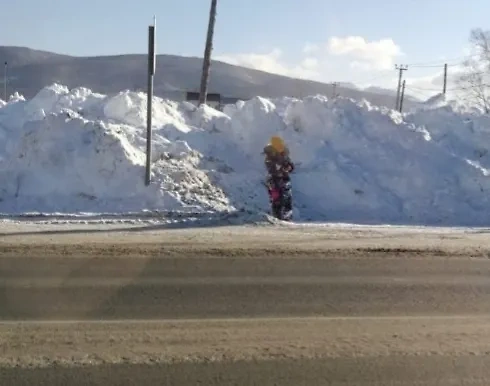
left=3, top=62, right=7, bottom=101
left=145, top=21, right=156, bottom=186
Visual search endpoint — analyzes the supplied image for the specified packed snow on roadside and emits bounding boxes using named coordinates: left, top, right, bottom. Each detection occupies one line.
left=1, top=83, right=490, bottom=226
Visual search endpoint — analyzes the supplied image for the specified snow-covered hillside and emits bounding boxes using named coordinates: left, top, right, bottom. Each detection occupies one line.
left=1, top=83, right=490, bottom=226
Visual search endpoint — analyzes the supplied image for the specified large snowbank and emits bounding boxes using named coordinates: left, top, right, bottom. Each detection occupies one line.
left=1, top=83, right=490, bottom=226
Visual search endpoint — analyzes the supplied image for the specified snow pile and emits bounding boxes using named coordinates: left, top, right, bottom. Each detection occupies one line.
left=418, top=93, right=448, bottom=110
left=405, top=106, right=490, bottom=176
left=0, top=84, right=232, bottom=215
left=412, top=92, right=485, bottom=115
left=2, top=83, right=490, bottom=225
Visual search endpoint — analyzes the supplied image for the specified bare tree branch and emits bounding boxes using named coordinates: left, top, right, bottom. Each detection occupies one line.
left=457, top=28, right=490, bottom=112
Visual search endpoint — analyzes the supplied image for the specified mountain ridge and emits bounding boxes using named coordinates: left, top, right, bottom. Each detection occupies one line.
left=0, top=46, right=419, bottom=108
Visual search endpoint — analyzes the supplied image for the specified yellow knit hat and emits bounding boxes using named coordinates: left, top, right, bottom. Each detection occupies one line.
left=269, top=135, right=285, bottom=153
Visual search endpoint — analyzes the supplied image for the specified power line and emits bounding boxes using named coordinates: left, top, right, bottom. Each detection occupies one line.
left=409, top=62, right=461, bottom=69
left=351, top=72, right=396, bottom=86
left=407, top=85, right=444, bottom=92
left=404, top=87, right=432, bottom=99
left=406, top=83, right=490, bottom=93
left=333, top=51, right=490, bottom=102
left=341, top=53, right=488, bottom=89
left=404, top=53, right=482, bottom=68
left=406, top=86, right=444, bottom=94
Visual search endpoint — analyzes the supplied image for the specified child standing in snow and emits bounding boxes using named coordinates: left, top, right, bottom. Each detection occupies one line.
left=263, top=136, right=294, bottom=220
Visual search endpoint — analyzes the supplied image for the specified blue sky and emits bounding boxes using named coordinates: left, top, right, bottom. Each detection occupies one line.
left=2, top=0, right=489, bottom=94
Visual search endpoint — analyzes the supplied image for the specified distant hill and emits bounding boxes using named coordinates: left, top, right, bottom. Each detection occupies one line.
left=364, top=86, right=418, bottom=102
left=0, top=46, right=420, bottom=108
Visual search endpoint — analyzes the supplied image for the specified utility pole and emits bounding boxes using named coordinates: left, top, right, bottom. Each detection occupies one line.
left=198, top=0, right=218, bottom=106
left=395, top=64, right=408, bottom=111
left=331, top=82, right=339, bottom=99
left=443, top=63, right=448, bottom=94
left=145, top=17, right=156, bottom=186
left=399, top=80, right=406, bottom=113
left=3, top=62, right=7, bottom=101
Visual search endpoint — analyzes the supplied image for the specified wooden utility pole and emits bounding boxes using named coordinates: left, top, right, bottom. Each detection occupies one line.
left=3, top=61, right=7, bottom=101
left=395, top=64, right=408, bottom=110
left=198, top=0, right=218, bottom=106
left=443, top=63, right=448, bottom=94
left=331, top=82, right=339, bottom=98
left=399, top=80, right=406, bottom=112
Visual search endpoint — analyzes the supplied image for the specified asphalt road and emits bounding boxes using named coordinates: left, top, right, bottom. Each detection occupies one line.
left=2, top=222, right=490, bottom=385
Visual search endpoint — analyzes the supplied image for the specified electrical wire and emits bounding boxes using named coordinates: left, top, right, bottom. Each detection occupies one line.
left=404, top=53, right=482, bottom=68
left=407, top=83, right=490, bottom=93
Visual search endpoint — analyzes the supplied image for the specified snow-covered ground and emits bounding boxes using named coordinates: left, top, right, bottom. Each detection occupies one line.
left=1, top=83, right=490, bottom=226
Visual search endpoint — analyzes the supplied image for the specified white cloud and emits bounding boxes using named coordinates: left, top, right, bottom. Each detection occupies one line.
left=215, top=48, right=285, bottom=74
left=215, top=36, right=404, bottom=85
left=214, top=36, right=473, bottom=101
left=327, top=36, right=403, bottom=70
left=301, top=57, right=319, bottom=69
left=215, top=48, right=320, bottom=79
left=303, top=43, right=319, bottom=54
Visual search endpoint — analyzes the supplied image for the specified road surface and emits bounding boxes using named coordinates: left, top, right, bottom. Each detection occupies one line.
left=2, top=221, right=490, bottom=385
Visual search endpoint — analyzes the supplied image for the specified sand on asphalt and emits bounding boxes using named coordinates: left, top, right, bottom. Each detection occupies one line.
left=2, top=221, right=490, bottom=385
